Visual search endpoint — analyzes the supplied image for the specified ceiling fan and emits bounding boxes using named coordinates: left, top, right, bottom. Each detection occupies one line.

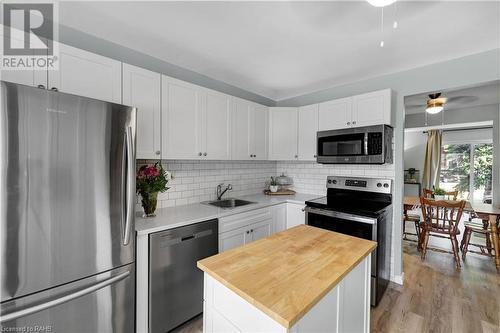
left=407, top=93, right=478, bottom=115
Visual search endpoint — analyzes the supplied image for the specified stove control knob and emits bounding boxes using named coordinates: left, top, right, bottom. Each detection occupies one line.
left=377, top=183, right=382, bottom=187
left=383, top=183, right=389, bottom=188
left=332, top=179, right=337, bottom=184
left=327, top=179, right=332, bottom=184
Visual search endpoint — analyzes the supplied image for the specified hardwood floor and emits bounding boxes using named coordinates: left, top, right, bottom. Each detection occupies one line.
left=371, top=240, right=500, bottom=333
left=171, top=240, right=500, bottom=333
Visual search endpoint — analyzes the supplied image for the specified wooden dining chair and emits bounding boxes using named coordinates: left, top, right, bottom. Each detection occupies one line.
left=422, top=188, right=459, bottom=200
left=419, top=197, right=466, bottom=268
left=461, top=213, right=500, bottom=260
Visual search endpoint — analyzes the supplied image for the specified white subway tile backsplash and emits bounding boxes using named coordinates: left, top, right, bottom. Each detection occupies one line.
left=136, top=159, right=395, bottom=209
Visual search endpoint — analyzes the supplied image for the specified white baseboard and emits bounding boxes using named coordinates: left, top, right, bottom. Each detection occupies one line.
left=390, top=272, right=404, bottom=285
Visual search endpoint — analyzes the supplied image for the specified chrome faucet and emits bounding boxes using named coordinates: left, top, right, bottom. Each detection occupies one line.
left=216, top=183, right=232, bottom=200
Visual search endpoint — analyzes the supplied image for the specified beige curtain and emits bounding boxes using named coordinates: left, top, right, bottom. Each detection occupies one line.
left=422, top=130, right=442, bottom=190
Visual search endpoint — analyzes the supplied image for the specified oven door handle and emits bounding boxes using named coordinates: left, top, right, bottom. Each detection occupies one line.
left=305, top=207, right=377, bottom=225
left=364, top=132, right=369, bottom=155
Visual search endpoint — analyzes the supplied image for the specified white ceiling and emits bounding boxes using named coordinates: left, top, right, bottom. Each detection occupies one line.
left=404, top=80, right=500, bottom=115
left=59, top=1, right=500, bottom=101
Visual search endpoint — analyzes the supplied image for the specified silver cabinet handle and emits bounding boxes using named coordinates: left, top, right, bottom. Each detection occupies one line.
left=0, top=271, right=130, bottom=323
left=123, top=127, right=134, bottom=246
left=155, top=150, right=160, bottom=156
left=37, top=84, right=45, bottom=89
left=50, top=87, right=58, bottom=91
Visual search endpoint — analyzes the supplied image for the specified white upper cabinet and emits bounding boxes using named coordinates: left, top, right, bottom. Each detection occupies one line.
left=203, top=90, right=231, bottom=160
left=250, top=104, right=268, bottom=160
left=297, top=104, right=319, bottom=161
left=49, top=43, right=121, bottom=103
left=318, top=89, right=392, bottom=130
left=231, top=98, right=251, bottom=160
left=122, top=64, right=161, bottom=160
left=268, top=107, right=298, bottom=160
left=161, top=75, right=202, bottom=159
left=318, top=97, right=352, bottom=130
left=0, top=32, right=46, bottom=87
left=352, top=89, right=392, bottom=127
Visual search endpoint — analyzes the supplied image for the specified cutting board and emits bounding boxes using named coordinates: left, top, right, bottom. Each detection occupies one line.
left=263, top=189, right=296, bottom=196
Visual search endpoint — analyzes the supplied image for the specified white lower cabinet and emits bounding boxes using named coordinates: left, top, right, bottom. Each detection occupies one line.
left=218, top=204, right=291, bottom=252
left=219, top=208, right=273, bottom=252
left=272, top=204, right=287, bottom=233
left=286, top=203, right=306, bottom=229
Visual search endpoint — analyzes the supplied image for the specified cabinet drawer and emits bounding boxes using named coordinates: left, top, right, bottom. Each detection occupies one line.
left=219, top=208, right=272, bottom=233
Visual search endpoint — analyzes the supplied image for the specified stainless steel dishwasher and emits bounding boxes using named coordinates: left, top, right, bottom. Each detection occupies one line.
left=149, top=219, right=218, bottom=333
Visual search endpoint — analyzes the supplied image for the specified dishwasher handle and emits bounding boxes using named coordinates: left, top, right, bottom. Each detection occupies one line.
left=159, top=229, right=214, bottom=247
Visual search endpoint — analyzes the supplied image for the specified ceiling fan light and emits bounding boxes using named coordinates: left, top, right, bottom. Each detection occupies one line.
left=426, top=106, right=443, bottom=114
left=426, top=99, right=444, bottom=114
left=366, top=0, right=397, bottom=7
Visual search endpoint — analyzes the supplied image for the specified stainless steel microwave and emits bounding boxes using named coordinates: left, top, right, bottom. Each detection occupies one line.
left=316, top=124, right=393, bottom=164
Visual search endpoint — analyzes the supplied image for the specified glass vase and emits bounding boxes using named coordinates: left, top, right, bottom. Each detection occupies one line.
left=141, top=192, right=159, bottom=218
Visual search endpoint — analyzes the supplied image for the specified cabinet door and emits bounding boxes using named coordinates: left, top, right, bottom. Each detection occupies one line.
left=162, top=76, right=202, bottom=159
left=268, top=107, right=298, bottom=160
left=318, top=97, right=352, bottom=130
left=352, top=89, right=391, bottom=127
left=231, top=98, right=251, bottom=160
left=249, top=219, right=273, bottom=243
left=219, top=227, right=250, bottom=252
left=203, top=90, right=231, bottom=160
left=250, top=104, right=268, bottom=160
left=48, top=43, right=121, bottom=103
left=286, top=204, right=305, bottom=229
left=297, top=104, right=319, bottom=161
left=271, top=204, right=287, bottom=233
left=122, top=64, right=161, bottom=159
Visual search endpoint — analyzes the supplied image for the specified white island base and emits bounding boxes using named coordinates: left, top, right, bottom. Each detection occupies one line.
left=202, top=256, right=371, bottom=333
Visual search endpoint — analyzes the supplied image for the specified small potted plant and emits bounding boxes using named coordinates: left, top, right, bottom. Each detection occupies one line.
left=433, top=187, right=446, bottom=200
left=269, top=177, right=279, bottom=193
left=136, top=162, right=171, bottom=217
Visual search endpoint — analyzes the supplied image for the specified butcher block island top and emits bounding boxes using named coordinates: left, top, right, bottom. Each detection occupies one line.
left=197, top=225, right=377, bottom=329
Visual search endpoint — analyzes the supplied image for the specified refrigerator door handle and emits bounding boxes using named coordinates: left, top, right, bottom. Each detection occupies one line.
left=123, top=126, right=135, bottom=246
left=1, top=271, right=130, bottom=323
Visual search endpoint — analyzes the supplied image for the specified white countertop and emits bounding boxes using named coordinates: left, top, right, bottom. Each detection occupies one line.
left=135, top=192, right=322, bottom=235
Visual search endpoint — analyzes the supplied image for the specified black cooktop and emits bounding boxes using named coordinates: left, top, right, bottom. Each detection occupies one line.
left=306, top=189, right=392, bottom=218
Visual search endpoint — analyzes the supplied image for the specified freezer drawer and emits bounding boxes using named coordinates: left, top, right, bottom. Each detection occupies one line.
left=149, top=220, right=218, bottom=333
left=0, top=264, right=135, bottom=333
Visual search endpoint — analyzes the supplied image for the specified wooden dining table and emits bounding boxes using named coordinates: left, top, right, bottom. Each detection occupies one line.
left=403, top=196, right=500, bottom=272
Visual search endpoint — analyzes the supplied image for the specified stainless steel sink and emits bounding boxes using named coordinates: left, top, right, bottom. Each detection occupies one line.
left=204, top=199, right=256, bottom=209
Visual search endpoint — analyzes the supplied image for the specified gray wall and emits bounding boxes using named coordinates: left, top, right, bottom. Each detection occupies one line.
left=277, top=48, right=500, bottom=280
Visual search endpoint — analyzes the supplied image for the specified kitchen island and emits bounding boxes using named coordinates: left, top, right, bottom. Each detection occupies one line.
left=197, top=225, right=376, bottom=333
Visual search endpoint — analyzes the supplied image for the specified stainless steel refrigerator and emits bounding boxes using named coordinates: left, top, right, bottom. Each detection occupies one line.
left=0, top=81, right=136, bottom=332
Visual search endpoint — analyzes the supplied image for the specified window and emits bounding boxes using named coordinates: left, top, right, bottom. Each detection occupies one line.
left=440, top=143, right=493, bottom=203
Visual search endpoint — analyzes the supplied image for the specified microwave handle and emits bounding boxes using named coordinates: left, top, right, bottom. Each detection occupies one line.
left=364, top=132, right=369, bottom=155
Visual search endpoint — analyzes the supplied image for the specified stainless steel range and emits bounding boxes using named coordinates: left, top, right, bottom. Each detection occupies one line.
left=305, top=176, right=393, bottom=306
